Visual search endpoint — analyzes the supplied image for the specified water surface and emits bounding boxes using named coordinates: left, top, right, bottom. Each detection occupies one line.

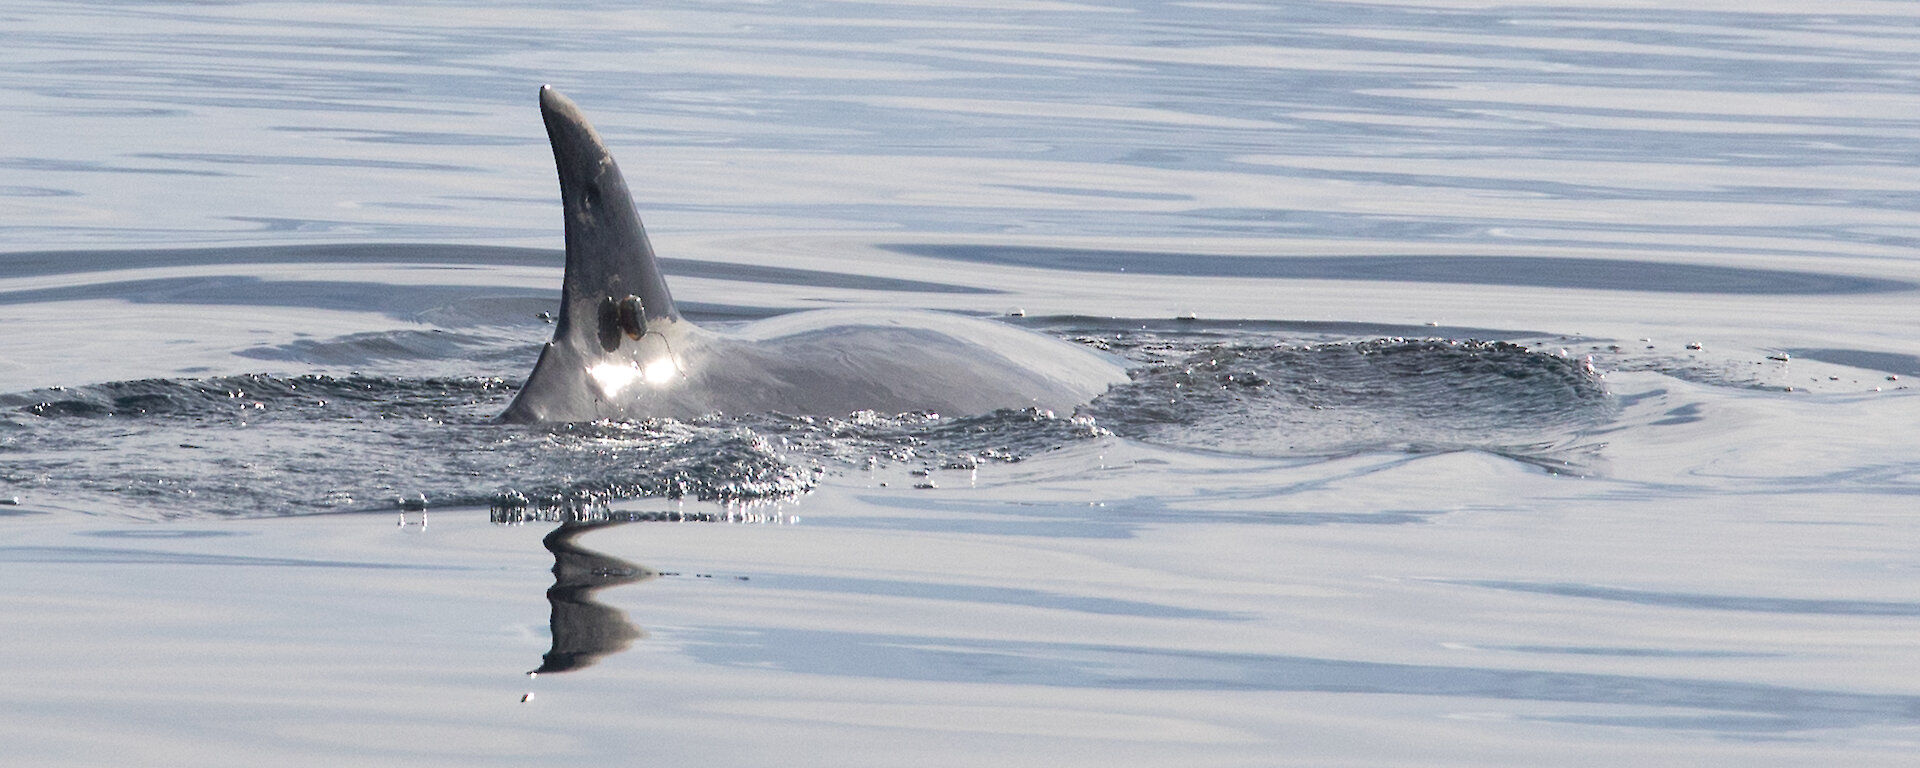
left=2, top=0, right=1917, bottom=765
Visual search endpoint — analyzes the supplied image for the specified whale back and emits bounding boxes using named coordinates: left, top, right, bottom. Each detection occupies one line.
left=656, top=309, right=1126, bottom=419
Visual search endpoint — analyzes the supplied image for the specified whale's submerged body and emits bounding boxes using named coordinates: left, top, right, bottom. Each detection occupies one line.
left=499, top=87, right=1128, bottom=423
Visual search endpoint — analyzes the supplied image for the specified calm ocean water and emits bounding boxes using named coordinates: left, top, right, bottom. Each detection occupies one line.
left=3, top=1, right=1917, bottom=765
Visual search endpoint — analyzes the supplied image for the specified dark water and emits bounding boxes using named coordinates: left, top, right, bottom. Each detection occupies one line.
left=886, top=244, right=1917, bottom=295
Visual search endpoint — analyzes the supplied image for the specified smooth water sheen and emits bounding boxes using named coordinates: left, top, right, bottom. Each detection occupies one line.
left=2, top=1, right=1918, bottom=765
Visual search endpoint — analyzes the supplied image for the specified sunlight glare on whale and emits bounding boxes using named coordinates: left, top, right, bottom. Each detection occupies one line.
left=641, top=355, right=679, bottom=386
left=586, top=361, right=642, bottom=398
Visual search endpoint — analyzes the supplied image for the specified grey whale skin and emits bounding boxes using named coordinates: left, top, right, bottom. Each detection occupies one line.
left=499, top=87, right=1129, bottom=423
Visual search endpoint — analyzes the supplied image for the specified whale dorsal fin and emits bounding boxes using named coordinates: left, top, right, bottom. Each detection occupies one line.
left=539, top=85, right=679, bottom=332
left=500, top=86, right=683, bottom=423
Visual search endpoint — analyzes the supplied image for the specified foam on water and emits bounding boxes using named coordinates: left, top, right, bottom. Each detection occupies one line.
left=0, top=373, right=1061, bottom=516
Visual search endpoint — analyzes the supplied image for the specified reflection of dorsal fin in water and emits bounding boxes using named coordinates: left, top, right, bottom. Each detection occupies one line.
left=534, top=521, right=652, bottom=674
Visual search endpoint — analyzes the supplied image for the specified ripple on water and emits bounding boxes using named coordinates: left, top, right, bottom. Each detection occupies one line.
left=0, top=334, right=1613, bottom=519
left=0, top=374, right=1105, bottom=518
left=1085, top=338, right=1612, bottom=461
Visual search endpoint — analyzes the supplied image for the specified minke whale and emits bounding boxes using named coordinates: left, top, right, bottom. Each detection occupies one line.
left=499, top=86, right=1129, bottom=423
